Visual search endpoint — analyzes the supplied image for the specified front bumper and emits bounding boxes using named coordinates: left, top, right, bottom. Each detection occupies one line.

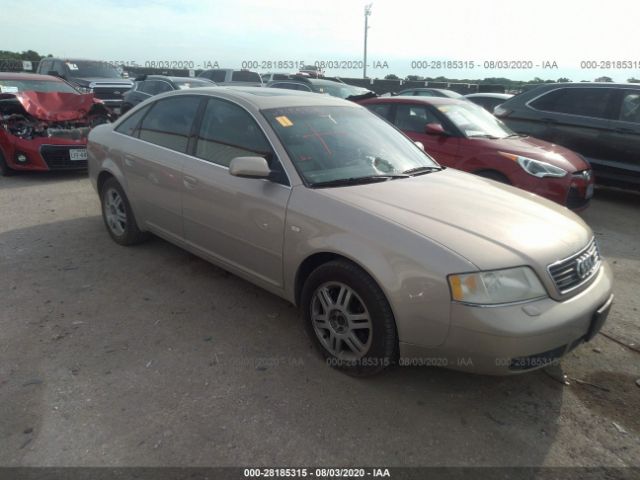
left=2, top=135, right=88, bottom=171
left=399, top=261, right=613, bottom=375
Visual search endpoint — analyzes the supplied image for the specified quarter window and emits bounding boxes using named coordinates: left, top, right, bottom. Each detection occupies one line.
left=138, top=96, right=201, bottom=152
left=530, top=88, right=614, bottom=119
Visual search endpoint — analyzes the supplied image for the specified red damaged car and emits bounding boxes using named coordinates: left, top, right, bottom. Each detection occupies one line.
left=360, top=96, right=594, bottom=210
left=0, top=72, right=111, bottom=176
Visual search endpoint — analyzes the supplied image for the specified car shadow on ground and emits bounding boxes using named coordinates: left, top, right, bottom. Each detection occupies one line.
left=0, top=216, right=569, bottom=466
left=0, top=170, right=88, bottom=190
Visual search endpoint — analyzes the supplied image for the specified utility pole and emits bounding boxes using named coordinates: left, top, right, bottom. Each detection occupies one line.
left=363, top=3, right=372, bottom=79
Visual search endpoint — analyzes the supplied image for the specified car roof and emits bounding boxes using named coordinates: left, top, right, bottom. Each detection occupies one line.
left=465, top=93, right=513, bottom=99
left=362, top=96, right=468, bottom=106
left=398, top=88, right=452, bottom=93
left=0, top=72, right=64, bottom=81
left=144, top=75, right=211, bottom=82
left=158, top=86, right=358, bottom=109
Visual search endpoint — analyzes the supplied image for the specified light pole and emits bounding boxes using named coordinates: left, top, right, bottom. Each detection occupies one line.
left=363, top=3, right=372, bottom=79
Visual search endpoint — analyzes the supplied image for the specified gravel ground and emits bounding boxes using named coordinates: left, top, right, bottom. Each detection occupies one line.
left=0, top=171, right=638, bottom=468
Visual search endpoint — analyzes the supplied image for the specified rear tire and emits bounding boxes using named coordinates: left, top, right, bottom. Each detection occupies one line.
left=0, top=151, right=14, bottom=177
left=100, top=177, right=149, bottom=245
left=301, top=260, right=397, bottom=376
left=475, top=170, right=511, bottom=184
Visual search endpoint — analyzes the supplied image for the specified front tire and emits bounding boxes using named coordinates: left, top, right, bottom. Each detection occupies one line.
left=100, top=177, right=149, bottom=245
left=0, top=150, right=14, bottom=177
left=301, top=260, right=397, bottom=376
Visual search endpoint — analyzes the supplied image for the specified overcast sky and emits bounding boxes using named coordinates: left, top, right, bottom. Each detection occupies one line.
left=3, top=0, right=639, bottom=81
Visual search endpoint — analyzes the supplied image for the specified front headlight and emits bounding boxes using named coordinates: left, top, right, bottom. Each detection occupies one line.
left=448, top=267, right=547, bottom=305
left=499, top=152, right=567, bottom=178
left=77, top=86, right=93, bottom=94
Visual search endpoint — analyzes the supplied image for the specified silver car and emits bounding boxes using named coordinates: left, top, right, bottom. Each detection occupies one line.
left=88, top=87, right=614, bottom=376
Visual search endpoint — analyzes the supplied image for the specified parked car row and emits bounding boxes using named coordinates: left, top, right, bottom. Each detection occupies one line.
left=494, top=83, right=640, bottom=191
left=359, top=96, right=594, bottom=210
left=87, top=86, right=614, bottom=376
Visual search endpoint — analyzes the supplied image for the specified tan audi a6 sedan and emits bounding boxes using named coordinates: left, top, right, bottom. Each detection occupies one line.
left=88, top=87, right=614, bottom=376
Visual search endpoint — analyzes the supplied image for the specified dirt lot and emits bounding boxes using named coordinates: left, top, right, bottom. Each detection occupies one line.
left=0, top=172, right=638, bottom=468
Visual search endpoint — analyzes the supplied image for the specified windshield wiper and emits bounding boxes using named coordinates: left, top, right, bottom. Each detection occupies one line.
left=468, top=134, right=500, bottom=139
left=310, top=174, right=409, bottom=188
left=402, top=166, right=443, bottom=176
left=505, top=133, right=527, bottom=138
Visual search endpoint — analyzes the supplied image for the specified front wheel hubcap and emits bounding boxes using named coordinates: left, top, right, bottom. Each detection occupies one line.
left=311, top=282, right=373, bottom=359
left=104, top=188, right=127, bottom=236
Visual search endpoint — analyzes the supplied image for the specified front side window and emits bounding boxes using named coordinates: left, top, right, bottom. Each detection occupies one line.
left=138, top=96, right=201, bottom=152
left=263, top=106, right=439, bottom=186
left=196, top=98, right=271, bottom=168
left=618, top=92, right=640, bottom=123
left=395, top=104, right=440, bottom=132
left=436, top=102, right=514, bottom=138
left=530, top=87, right=614, bottom=119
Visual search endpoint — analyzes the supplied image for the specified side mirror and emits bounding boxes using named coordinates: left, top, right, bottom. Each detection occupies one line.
left=425, top=123, right=446, bottom=135
left=414, top=141, right=425, bottom=150
left=229, top=156, right=271, bottom=179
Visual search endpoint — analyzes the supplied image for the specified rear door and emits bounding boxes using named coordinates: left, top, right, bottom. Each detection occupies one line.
left=602, top=89, right=640, bottom=187
left=181, top=97, right=291, bottom=288
left=121, top=95, right=203, bottom=242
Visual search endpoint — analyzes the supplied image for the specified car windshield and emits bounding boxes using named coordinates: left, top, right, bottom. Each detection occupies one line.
left=66, top=61, right=121, bottom=78
left=263, top=105, right=440, bottom=186
left=0, top=79, right=79, bottom=94
left=307, top=82, right=369, bottom=99
left=173, top=78, right=214, bottom=89
left=436, top=102, right=514, bottom=138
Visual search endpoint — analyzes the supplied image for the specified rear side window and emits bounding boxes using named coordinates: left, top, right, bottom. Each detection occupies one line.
left=530, top=88, right=614, bottom=119
left=141, top=80, right=173, bottom=95
left=618, top=91, right=640, bottom=123
left=202, top=70, right=227, bottom=82
left=366, top=103, right=392, bottom=120
left=138, top=96, right=201, bottom=152
left=195, top=98, right=270, bottom=167
left=232, top=70, right=261, bottom=82
left=115, top=105, right=150, bottom=137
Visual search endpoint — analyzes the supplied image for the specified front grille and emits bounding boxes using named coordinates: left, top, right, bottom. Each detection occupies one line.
left=547, top=238, right=601, bottom=294
left=40, top=145, right=87, bottom=170
left=92, top=86, right=130, bottom=100
left=566, top=186, right=590, bottom=209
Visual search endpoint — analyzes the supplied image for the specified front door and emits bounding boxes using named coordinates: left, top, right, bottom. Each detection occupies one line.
left=181, top=97, right=291, bottom=288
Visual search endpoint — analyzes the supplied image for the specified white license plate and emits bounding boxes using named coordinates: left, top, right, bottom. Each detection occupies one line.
left=586, top=184, right=594, bottom=199
left=69, top=148, right=88, bottom=161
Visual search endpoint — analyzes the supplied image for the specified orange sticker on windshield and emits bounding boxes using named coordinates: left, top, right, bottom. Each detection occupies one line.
left=275, top=116, right=293, bottom=127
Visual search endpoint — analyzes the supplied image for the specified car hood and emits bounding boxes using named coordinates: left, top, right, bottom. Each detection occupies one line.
left=70, top=77, right=133, bottom=87
left=0, top=91, right=100, bottom=122
left=470, top=135, right=590, bottom=172
left=319, top=168, right=592, bottom=272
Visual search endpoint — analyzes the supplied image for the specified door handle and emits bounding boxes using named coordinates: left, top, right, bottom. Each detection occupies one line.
left=540, top=118, right=558, bottom=124
left=183, top=175, right=198, bottom=189
left=615, top=127, right=635, bottom=134
left=123, top=154, right=137, bottom=167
